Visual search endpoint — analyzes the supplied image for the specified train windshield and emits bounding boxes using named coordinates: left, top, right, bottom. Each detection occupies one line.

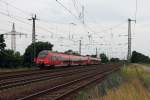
left=38, top=51, right=48, bottom=58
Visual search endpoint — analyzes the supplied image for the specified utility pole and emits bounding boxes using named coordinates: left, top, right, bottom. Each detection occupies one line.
left=11, top=23, right=16, bottom=51
left=28, top=14, right=38, bottom=59
left=79, top=40, right=81, bottom=55
left=4, top=23, right=27, bottom=52
left=96, top=47, right=98, bottom=58
left=127, top=18, right=136, bottom=62
left=82, top=6, right=84, bottom=24
left=69, top=22, right=76, bottom=40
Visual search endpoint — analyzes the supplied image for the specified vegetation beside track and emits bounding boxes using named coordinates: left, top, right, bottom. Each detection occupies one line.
left=76, top=64, right=150, bottom=100
left=142, top=63, right=150, bottom=67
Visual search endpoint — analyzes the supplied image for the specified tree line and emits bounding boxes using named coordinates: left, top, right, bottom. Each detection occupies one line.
left=131, top=51, right=150, bottom=63
left=0, top=34, right=53, bottom=68
left=0, top=34, right=150, bottom=68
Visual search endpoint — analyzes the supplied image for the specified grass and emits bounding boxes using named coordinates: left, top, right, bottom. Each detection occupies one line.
left=76, top=64, right=150, bottom=100
left=76, top=72, right=123, bottom=100
left=101, top=79, right=150, bottom=100
left=134, top=63, right=150, bottom=67
left=122, top=64, right=150, bottom=88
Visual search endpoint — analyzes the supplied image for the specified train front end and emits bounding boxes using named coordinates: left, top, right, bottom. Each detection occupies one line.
left=35, top=50, right=51, bottom=68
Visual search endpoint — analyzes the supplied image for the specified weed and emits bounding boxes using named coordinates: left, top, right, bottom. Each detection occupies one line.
left=76, top=64, right=150, bottom=100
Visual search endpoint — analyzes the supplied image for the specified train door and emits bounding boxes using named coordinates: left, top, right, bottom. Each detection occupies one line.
left=51, top=56, right=60, bottom=65
left=55, top=56, right=60, bottom=65
left=51, top=55, right=56, bottom=66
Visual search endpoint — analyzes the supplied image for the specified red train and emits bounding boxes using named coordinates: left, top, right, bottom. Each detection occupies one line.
left=35, top=50, right=101, bottom=68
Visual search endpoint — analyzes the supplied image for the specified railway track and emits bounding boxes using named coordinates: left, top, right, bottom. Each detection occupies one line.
left=0, top=65, right=100, bottom=80
left=17, top=66, right=120, bottom=100
left=0, top=64, right=121, bottom=100
left=0, top=68, right=38, bottom=75
left=0, top=65, right=101, bottom=90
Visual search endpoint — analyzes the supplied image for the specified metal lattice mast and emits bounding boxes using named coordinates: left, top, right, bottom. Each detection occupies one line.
left=127, top=18, right=136, bottom=62
left=4, top=23, right=27, bottom=52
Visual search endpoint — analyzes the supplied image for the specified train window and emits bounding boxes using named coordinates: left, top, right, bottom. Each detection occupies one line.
left=51, top=56, right=54, bottom=61
left=48, top=56, right=51, bottom=60
left=58, top=56, right=63, bottom=61
left=52, top=56, right=60, bottom=61
left=59, top=57, right=63, bottom=61
left=38, top=51, right=48, bottom=58
left=51, top=56, right=56, bottom=61
left=56, top=56, right=59, bottom=60
left=63, top=58, right=69, bottom=62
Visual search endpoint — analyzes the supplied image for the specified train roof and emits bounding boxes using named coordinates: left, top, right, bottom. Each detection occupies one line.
left=40, top=50, right=83, bottom=57
left=39, top=50, right=101, bottom=60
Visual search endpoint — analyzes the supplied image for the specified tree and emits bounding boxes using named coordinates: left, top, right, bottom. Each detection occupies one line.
left=131, top=51, right=150, bottom=63
left=0, top=34, right=6, bottom=51
left=0, top=49, right=23, bottom=68
left=23, top=41, right=53, bottom=66
left=0, top=35, right=23, bottom=68
left=64, top=49, right=80, bottom=55
left=0, top=34, right=6, bottom=67
left=91, top=55, right=97, bottom=58
left=110, top=58, right=120, bottom=62
left=100, top=53, right=109, bottom=63
left=64, top=49, right=73, bottom=54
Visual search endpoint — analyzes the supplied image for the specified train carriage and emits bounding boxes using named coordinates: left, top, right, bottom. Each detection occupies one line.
left=35, top=50, right=101, bottom=68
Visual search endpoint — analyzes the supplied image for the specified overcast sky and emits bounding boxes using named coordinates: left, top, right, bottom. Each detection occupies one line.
left=0, top=0, right=149, bottom=59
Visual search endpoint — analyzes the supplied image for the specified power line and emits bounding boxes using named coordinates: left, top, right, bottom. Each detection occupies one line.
left=72, top=0, right=80, bottom=16
left=56, top=0, right=79, bottom=20
left=135, top=0, right=138, bottom=21
left=0, top=10, right=57, bottom=36
left=0, top=0, right=67, bottom=35
left=0, top=0, right=61, bottom=34
left=133, top=0, right=138, bottom=35
left=58, top=0, right=122, bottom=41
left=0, top=0, right=31, bottom=16
left=0, top=3, right=57, bottom=35
left=0, top=11, right=31, bottom=25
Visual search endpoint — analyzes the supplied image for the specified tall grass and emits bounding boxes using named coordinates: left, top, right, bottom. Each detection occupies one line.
left=122, top=64, right=150, bottom=88
left=76, top=73, right=123, bottom=100
left=101, top=79, right=150, bottom=100
left=76, top=64, right=150, bottom=100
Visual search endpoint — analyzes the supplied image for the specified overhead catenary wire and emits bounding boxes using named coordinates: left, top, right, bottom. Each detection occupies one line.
left=0, top=11, right=31, bottom=25
left=0, top=10, right=58, bottom=36
left=71, top=0, right=80, bottom=16
left=0, top=0, right=60, bottom=34
left=56, top=0, right=79, bottom=20
left=0, top=0, right=58, bottom=36
left=134, top=0, right=138, bottom=21
left=0, top=0, right=32, bottom=16
left=0, top=0, right=92, bottom=55
left=54, top=0, right=131, bottom=58
left=1, top=0, right=122, bottom=44
left=0, top=0, right=130, bottom=57
left=133, top=0, right=138, bottom=35
left=1, top=0, right=125, bottom=37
